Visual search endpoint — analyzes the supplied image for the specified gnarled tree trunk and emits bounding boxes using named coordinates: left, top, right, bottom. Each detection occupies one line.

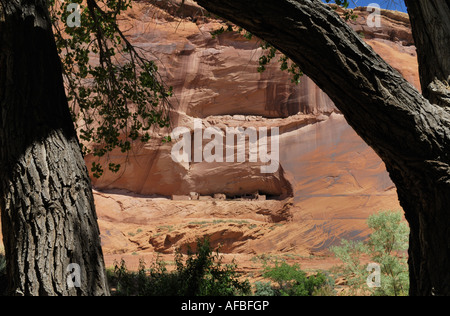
left=194, top=0, right=450, bottom=295
left=0, top=0, right=109, bottom=295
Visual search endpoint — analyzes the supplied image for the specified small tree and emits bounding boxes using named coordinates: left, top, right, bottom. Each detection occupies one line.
left=331, top=210, right=409, bottom=296
left=330, top=239, right=370, bottom=295
left=174, top=238, right=252, bottom=296
left=366, top=211, right=409, bottom=296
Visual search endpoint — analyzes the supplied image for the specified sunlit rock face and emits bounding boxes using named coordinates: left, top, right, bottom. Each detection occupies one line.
left=88, top=2, right=417, bottom=198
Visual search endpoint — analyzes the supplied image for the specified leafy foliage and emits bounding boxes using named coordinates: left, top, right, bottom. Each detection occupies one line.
left=107, top=238, right=251, bottom=296
left=48, top=0, right=172, bottom=177
left=253, top=281, right=276, bottom=296
left=330, top=239, right=370, bottom=295
left=258, top=262, right=332, bottom=296
left=331, top=210, right=409, bottom=296
left=325, top=0, right=357, bottom=20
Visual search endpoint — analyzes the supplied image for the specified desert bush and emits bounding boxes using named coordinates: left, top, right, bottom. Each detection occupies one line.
left=253, top=281, right=276, bottom=296
left=107, top=238, right=251, bottom=296
left=259, top=262, right=333, bottom=296
left=331, top=210, right=409, bottom=296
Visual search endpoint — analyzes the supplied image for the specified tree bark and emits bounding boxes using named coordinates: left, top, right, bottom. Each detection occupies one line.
left=0, top=0, right=109, bottom=295
left=194, top=0, right=450, bottom=295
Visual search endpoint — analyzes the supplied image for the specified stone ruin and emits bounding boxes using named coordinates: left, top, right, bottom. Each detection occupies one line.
left=171, top=191, right=266, bottom=201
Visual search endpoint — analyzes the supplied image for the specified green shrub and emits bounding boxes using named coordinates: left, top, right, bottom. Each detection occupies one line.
left=107, top=238, right=251, bottom=296
left=261, top=262, right=331, bottom=296
left=331, top=210, right=409, bottom=296
left=175, top=239, right=251, bottom=296
left=253, top=281, right=276, bottom=296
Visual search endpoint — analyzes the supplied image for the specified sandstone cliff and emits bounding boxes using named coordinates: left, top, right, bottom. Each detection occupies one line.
left=87, top=2, right=416, bottom=263
left=87, top=2, right=418, bottom=199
